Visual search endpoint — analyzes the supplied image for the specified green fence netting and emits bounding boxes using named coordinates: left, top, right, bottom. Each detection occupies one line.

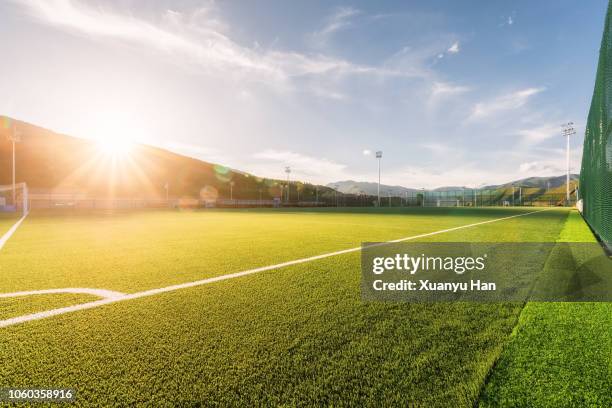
left=580, top=0, right=612, bottom=247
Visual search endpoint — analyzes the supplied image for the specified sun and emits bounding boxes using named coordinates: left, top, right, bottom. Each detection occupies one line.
left=96, top=135, right=133, bottom=156
left=88, top=113, right=143, bottom=158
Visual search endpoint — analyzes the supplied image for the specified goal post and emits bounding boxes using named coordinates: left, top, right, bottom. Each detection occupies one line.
left=0, top=182, right=29, bottom=216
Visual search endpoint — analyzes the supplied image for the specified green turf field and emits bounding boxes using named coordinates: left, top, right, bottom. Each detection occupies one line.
left=0, top=213, right=19, bottom=237
left=0, top=207, right=608, bottom=406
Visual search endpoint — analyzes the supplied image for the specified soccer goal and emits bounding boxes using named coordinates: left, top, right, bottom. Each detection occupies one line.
left=424, top=199, right=462, bottom=207
left=0, top=183, right=29, bottom=216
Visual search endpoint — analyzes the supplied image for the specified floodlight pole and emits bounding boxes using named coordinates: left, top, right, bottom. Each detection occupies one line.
left=334, top=184, right=339, bottom=207
left=285, top=166, right=291, bottom=203
left=562, top=122, right=576, bottom=204
left=375, top=151, right=382, bottom=207
left=230, top=181, right=235, bottom=200
left=12, top=137, right=15, bottom=204
left=8, top=124, right=20, bottom=205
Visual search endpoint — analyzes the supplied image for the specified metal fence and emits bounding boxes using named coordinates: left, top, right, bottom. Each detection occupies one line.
left=26, top=190, right=575, bottom=210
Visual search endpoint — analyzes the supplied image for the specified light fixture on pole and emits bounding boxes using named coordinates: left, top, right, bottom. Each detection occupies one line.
left=375, top=151, right=382, bottom=207
left=7, top=123, right=21, bottom=206
left=284, top=166, right=291, bottom=203
left=561, top=122, right=576, bottom=204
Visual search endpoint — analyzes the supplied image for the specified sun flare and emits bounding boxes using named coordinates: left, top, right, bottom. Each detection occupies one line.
left=96, top=136, right=133, bottom=156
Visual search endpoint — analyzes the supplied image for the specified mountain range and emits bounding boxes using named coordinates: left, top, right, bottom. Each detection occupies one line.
left=329, top=174, right=580, bottom=196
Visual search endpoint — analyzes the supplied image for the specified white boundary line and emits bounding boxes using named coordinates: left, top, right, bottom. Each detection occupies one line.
left=0, top=209, right=550, bottom=329
left=0, top=214, right=27, bottom=250
left=0, top=288, right=126, bottom=299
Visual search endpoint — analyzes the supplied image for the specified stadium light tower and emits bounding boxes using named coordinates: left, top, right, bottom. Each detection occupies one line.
left=375, top=151, right=382, bottom=206
left=561, top=122, right=576, bottom=203
left=285, top=166, right=291, bottom=203
left=333, top=184, right=339, bottom=207
left=230, top=181, right=235, bottom=200
left=7, top=124, right=21, bottom=206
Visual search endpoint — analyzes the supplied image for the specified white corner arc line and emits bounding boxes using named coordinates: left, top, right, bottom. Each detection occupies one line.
left=0, top=214, right=27, bottom=250
left=0, top=288, right=126, bottom=300
left=0, top=209, right=551, bottom=329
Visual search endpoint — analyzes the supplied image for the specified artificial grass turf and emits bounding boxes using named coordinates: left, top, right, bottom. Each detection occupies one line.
left=0, top=213, right=19, bottom=237
left=0, top=293, right=98, bottom=320
left=0, top=207, right=558, bottom=294
left=0, top=207, right=571, bottom=406
left=479, top=210, right=612, bottom=407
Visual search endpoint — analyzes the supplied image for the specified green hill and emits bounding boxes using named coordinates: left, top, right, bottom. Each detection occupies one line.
left=0, top=116, right=334, bottom=201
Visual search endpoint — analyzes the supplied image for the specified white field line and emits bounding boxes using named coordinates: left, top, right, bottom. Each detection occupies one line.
left=0, top=288, right=126, bottom=299
left=0, top=214, right=27, bottom=250
left=0, top=209, right=551, bottom=329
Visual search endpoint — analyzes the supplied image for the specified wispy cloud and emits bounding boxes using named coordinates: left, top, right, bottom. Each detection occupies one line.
left=10, top=0, right=412, bottom=87
left=387, top=163, right=496, bottom=189
left=384, top=43, right=452, bottom=79
left=447, top=42, right=460, bottom=54
left=309, top=6, right=361, bottom=48
left=500, top=13, right=516, bottom=27
left=518, top=147, right=583, bottom=176
left=516, top=123, right=559, bottom=145
left=430, top=81, right=470, bottom=98
left=252, top=149, right=348, bottom=182
left=468, top=87, right=545, bottom=121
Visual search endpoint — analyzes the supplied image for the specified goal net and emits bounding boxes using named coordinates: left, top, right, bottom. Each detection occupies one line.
left=0, top=183, right=29, bottom=216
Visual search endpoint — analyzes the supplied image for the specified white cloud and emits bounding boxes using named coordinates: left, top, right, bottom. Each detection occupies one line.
left=363, top=149, right=372, bottom=156
left=468, top=87, right=545, bottom=121
left=384, top=44, right=453, bottom=79
left=252, top=149, right=348, bottom=183
left=517, top=145, right=583, bottom=176
left=516, top=123, right=559, bottom=145
left=447, top=42, right=460, bottom=54
left=385, top=163, right=496, bottom=189
left=518, top=161, right=559, bottom=174
left=309, top=6, right=361, bottom=47
left=11, top=0, right=411, bottom=87
left=500, top=13, right=516, bottom=28
left=431, top=81, right=470, bottom=98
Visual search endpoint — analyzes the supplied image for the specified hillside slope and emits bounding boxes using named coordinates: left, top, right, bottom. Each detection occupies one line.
left=0, top=117, right=331, bottom=200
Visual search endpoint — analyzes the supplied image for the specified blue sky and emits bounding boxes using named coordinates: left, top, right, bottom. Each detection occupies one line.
left=0, top=0, right=607, bottom=187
